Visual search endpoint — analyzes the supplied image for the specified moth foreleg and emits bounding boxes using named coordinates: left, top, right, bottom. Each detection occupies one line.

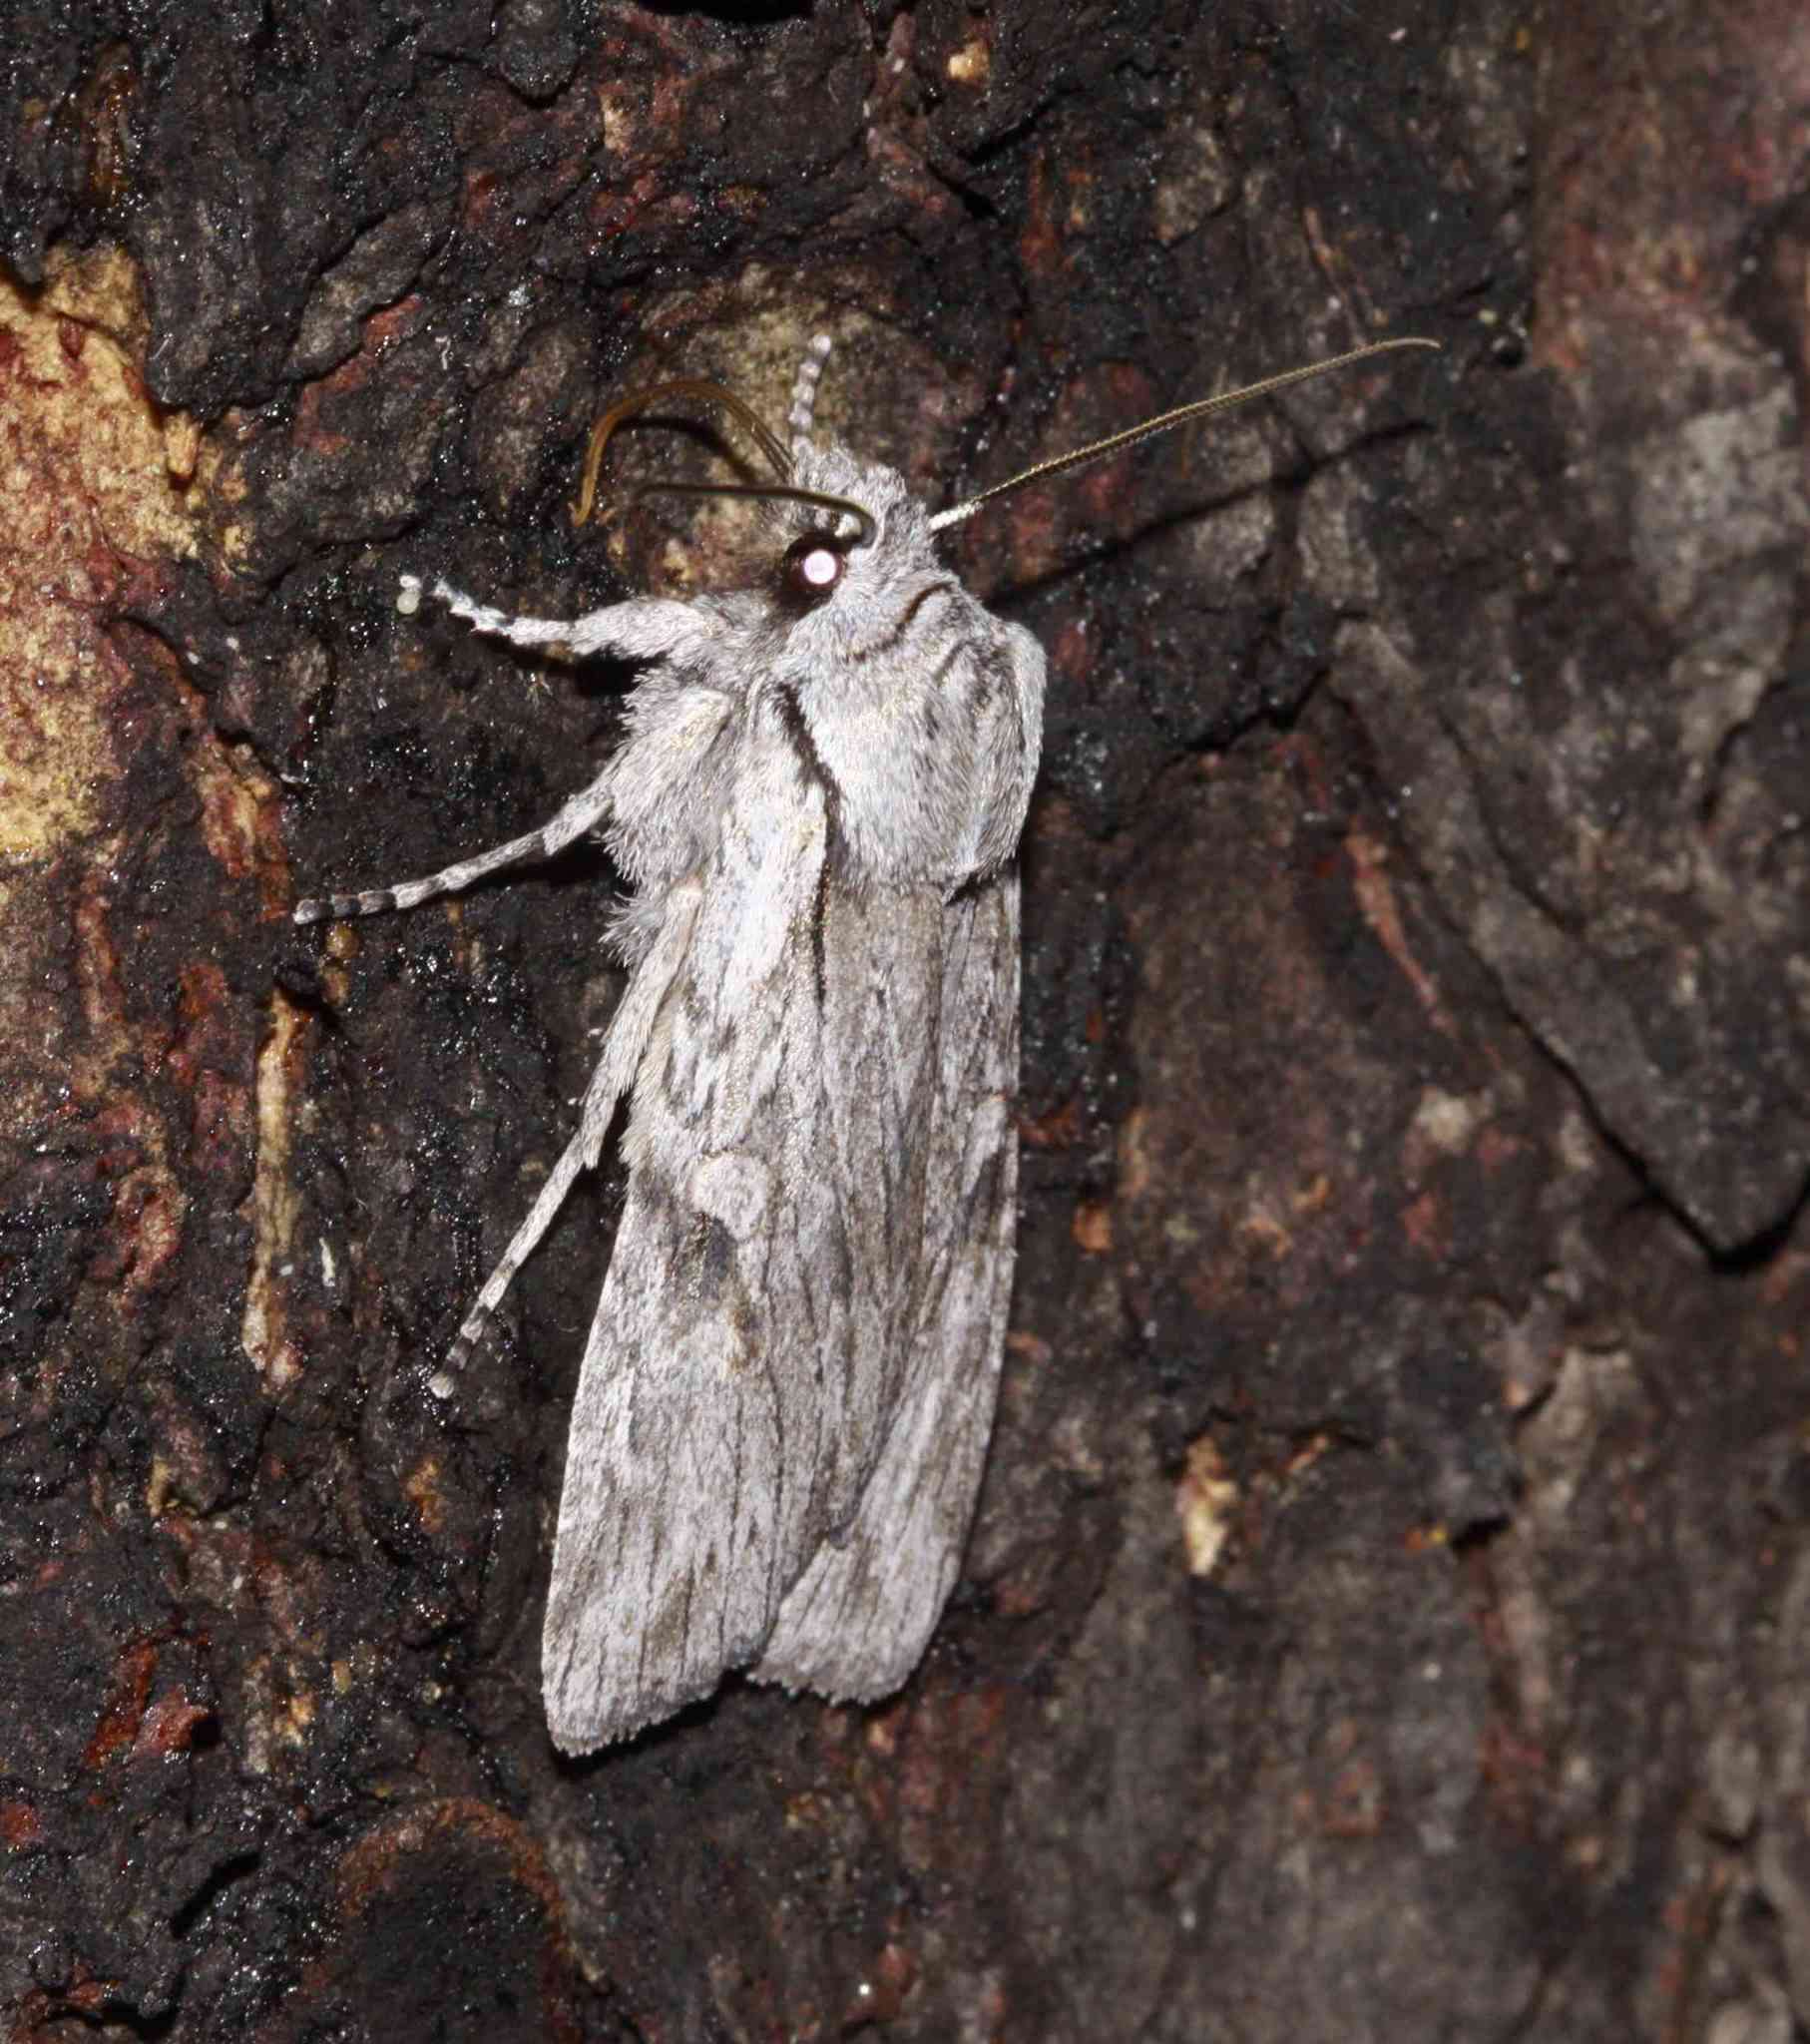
left=413, top=575, right=718, bottom=668
left=291, top=766, right=613, bottom=926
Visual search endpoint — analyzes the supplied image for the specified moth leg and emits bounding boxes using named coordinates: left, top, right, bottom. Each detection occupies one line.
left=292, top=766, right=613, bottom=925
left=430, top=1124, right=595, bottom=1395
left=412, top=575, right=717, bottom=667
left=431, top=877, right=702, bottom=1395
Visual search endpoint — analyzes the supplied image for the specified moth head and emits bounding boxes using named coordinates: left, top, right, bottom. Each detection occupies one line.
left=774, top=439, right=926, bottom=600
left=570, top=346, right=886, bottom=593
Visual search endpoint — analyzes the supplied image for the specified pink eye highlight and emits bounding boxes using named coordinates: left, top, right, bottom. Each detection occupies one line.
left=782, top=534, right=846, bottom=604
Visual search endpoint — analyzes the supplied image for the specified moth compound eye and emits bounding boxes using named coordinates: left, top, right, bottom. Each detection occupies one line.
left=782, top=534, right=845, bottom=605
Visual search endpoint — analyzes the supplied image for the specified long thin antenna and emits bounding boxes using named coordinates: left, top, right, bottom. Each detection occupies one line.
left=572, top=377, right=795, bottom=527
left=926, top=336, right=1440, bottom=535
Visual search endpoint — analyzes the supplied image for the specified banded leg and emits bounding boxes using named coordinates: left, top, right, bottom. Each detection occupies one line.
left=413, top=575, right=714, bottom=667
left=292, top=765, right=613, bottom=925
left=430, top=877, right=701, bottom=1389
left=430, top=1127, right=593, bottom=1396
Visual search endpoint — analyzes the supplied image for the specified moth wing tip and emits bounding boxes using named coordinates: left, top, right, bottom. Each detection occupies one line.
left=542, top=1690, right=680, bottom=1754
left=542, top=1654, right=717, bottom=1752
left=542, top=1689, right=617, bottom=1755
left=748, top=1642, right=905, bottom=1710
left=546, top=1719, right=602, bottom=1758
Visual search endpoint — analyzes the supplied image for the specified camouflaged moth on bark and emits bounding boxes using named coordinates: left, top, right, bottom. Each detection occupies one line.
left=295, top=332, right=1435, bottom=1751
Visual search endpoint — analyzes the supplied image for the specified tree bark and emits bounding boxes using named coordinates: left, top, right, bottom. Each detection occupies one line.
left=1, top=2, right=1806, bottom=2038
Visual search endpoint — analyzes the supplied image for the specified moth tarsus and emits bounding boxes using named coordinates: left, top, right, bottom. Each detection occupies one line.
left=296, top=329, right=1435, bottom=1750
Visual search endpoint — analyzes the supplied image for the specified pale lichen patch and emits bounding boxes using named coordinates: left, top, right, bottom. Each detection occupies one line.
left=240, top=988, right=309, bottom=1390
left=0, top=250, right=201, bottom=864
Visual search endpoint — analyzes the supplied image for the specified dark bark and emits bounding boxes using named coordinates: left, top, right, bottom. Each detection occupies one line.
left=1, top=1, right=1806, bottom=2037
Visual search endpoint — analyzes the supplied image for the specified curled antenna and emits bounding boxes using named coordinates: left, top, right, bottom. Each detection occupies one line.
left=632, top=479, right=875, bottom=547
left=573, top=376, right=795, bottom=527
left=927, top=335, right=1440, bottom=535
left=787, top=334, right=834, bottom=454
left=571, top=356, right=874, bottom=544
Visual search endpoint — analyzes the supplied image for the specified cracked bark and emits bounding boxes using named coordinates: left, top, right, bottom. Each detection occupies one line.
left=1, top=1, right=1807, bottom=2038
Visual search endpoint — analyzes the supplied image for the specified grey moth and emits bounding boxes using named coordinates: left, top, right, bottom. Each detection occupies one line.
left=296, top=332, right=1433, bottom=1750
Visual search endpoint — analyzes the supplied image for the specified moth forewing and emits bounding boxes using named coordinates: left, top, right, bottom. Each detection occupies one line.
left=754, top=888, right=1021, bottom=1702
left=293, top=330, right=1434, bottom=1749
left=542, top=874, right=1026, bottom=1748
